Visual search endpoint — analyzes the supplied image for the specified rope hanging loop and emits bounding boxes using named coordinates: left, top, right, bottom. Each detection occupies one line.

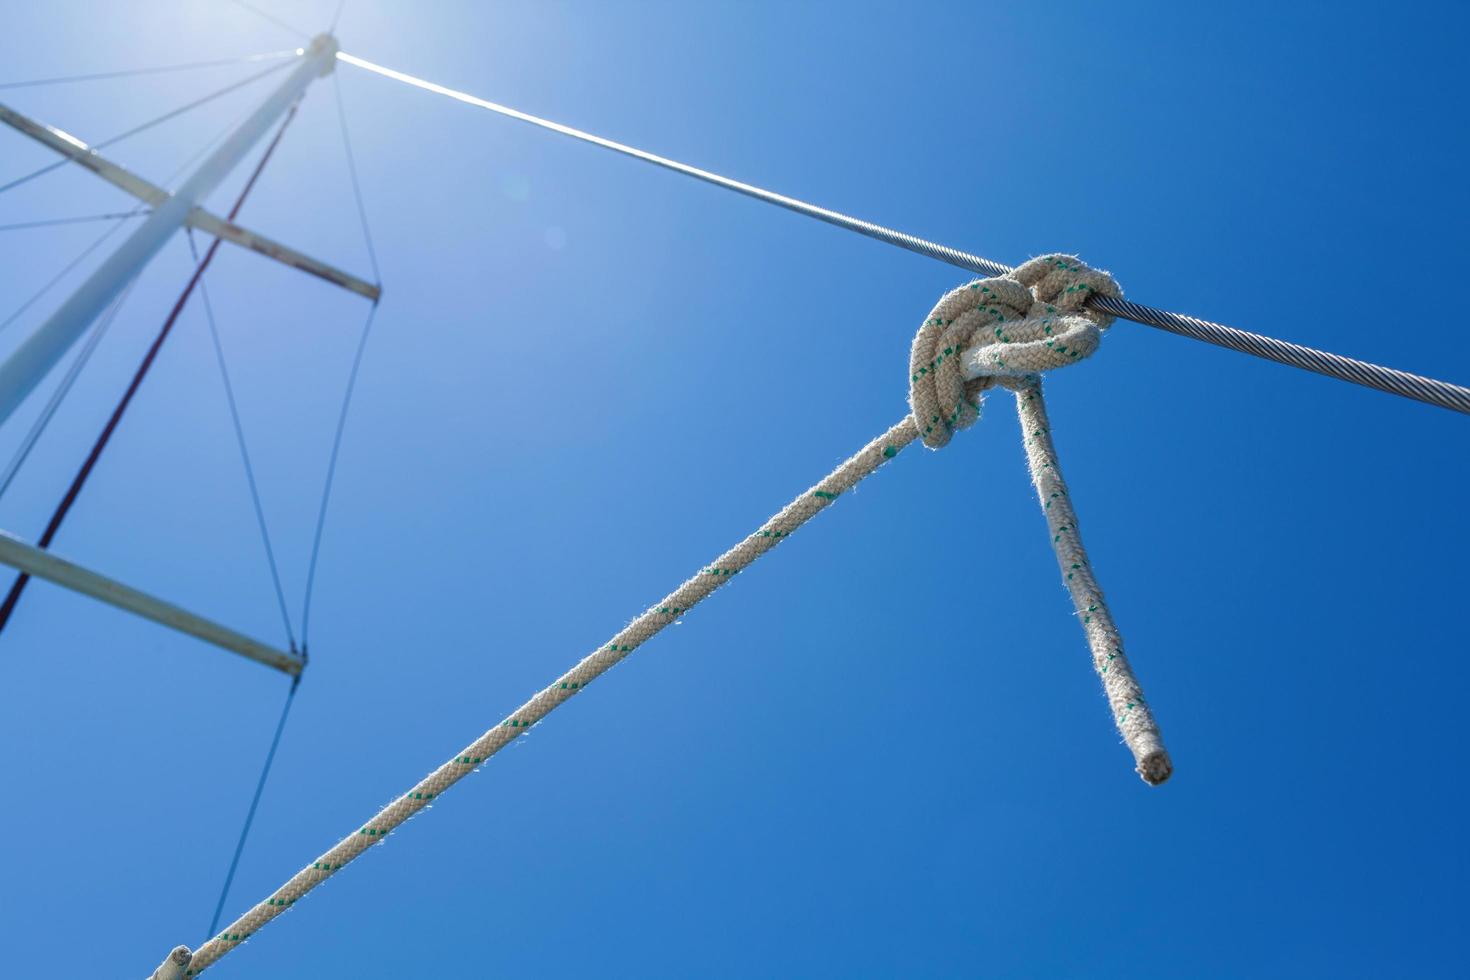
left=910, top=254, right=1172, bottom=785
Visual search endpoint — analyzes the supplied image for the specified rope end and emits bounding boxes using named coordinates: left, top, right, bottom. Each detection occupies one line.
left=1136, top=749, right=1172, bottom=786
left=151, top=945, right=192, bottom=980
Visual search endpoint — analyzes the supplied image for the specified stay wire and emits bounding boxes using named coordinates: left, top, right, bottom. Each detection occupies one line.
left=0, top=213, right=144, bottom=334
left=0, top=211, right=148, bottom=232
left=331, top=63, right=380, bottom=282
left=0, top=273, right=142, bottom=502
left=0, top=50, right=297, bottom=91
left=337, top=52, right=1470, bottom=417
left=224, top=0, right=311, bottom=41
left=299, top=303, right=376, bottom=651
left=187, top=229, right=298, bottom=651
left=206, top=64, right=364, bottom=931
left=299, top=70, right=383, bottom=651
left=0, top=56, right=294, bottom=197
left=204, top=677, right=301, bottom=942
left=188, top=103, right=305, bottom=945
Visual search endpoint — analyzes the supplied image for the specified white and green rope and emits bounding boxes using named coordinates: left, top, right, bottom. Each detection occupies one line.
left=162, top=255, right=1166, bottom=976
left=910, top=254, right=1168, bottom=781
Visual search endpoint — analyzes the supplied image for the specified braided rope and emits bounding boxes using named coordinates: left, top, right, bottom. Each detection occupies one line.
left=1014, top=382, right=1167, bottom=782
left=910, top=255, right=1169, bottom=781
left=150, top=946, right=191, bottom=979
left=181, top=419, right=918, bottom=975
left=167, top=254, right=1166, bottom=976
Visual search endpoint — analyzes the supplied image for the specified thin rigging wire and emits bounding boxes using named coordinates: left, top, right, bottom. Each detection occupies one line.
left=300, top=303, right=376, bottom=650
left=332, top=71, right=381, bottom=282
left=0, top=213, right=144, bottom=333
left=0, top=56, right=294, bottom=197
left=0, top=107, right=301, bottom=637
left=0, top=50, right=297, bottom=91
left=205, top=678, right=300, bottom=942
left=188, top=229, right=298, bottom=650
left=199, top=91, right=313, bottom=939
left=300, top=70, right=383, bottom=650
left=337, top=51, right=1470, bottom=417
left=204, top=75, right=379, bottom=923
left=0, top=274, right=142, bottom=502
left=330, top=0, right=350, bottom=33
left=0, top=211, right=148, bottom=232
left=225, top=0, right=311, bottom=41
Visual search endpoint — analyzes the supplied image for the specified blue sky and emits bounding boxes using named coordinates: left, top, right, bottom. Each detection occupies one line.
left=1, top=1, right=1467, bottom=976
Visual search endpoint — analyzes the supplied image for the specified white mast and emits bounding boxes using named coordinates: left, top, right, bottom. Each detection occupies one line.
left=0, top=33, right=340, bottom=428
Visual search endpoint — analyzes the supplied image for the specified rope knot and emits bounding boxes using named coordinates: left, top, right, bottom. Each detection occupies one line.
left=908, top=254, right=1121, bottom=449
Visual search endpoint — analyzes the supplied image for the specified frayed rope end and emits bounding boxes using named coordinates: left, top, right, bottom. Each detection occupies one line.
left=1137, top=750, right=1173, bottom=786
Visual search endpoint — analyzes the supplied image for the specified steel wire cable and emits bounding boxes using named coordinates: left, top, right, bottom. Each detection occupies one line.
left=0, top=213, right=145, bottom=334
left=299, top=70, right=382, bottom=651
left=0, top=50, right=296, bottom=91
left=338, top=51, right=1470, bottom=416
left=204, top=678, right=300, bottom=941
left=0, top=275, right=141, bottom=503
left=0, top=211, right=149, bottom=232
left=187, top=229, right=298, bottom=650
left=224, top=0, right=311, bottom=41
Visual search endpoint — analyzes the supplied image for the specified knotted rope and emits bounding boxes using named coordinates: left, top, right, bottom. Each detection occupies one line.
left=161, top=254, right=1168, bottom=977
left=911, top=254, right=1170, bottom=783
left=150, top=946, right=192, bottom=980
